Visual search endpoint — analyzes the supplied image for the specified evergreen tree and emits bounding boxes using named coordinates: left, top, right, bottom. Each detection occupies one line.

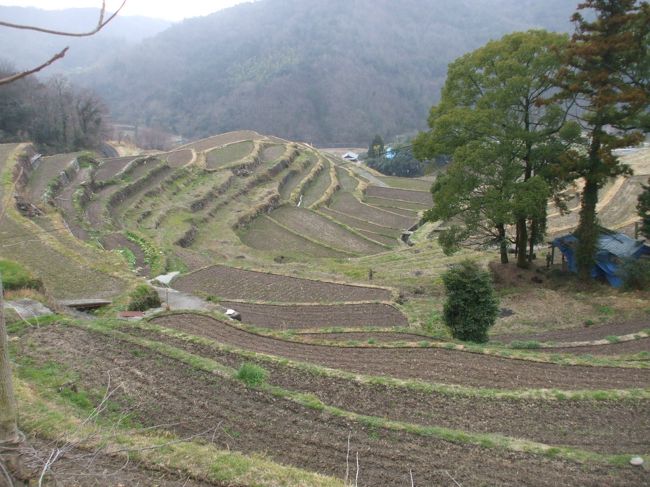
left=639, top=178, right=650, bottom=239
left=553, top=0, right=649, bottom=279
left=367, top=134, right=384, bottom=159
left=415, top=30, right=578, bottom=265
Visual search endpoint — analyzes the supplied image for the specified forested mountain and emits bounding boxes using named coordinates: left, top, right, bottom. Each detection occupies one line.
left=0, top=7, right=170, bottom=74
left=3, top=0, right=576, bottom=145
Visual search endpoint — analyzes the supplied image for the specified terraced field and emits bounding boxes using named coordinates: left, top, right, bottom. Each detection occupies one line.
left=24, top=152, right=82, bottom=201
left=6, top=136, right=650, bottom=487
left=173, top=265, right=393, bottom=302
left=206, top=140, right=256, bottom=170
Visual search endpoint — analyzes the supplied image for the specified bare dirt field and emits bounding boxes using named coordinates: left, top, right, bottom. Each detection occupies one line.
left=178, top=131, right=262, bottom=152
left=219, top=302, right=408, bottom=329
left=151, top=313, right=650, bottom=390
left=173, top=265, right=393, bottom=303
left=365, top=186, right=433, bottom=205
left=16, top=324, right=648, bottom=486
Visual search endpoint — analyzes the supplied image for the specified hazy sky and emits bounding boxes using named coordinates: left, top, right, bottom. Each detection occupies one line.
left=1, top=0, right=251, bottom=21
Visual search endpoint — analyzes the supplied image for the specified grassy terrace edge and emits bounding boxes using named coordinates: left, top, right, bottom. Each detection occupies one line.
left=55, top=318, right=648, bottom=467
left=15, top=380, right=343, bottom=487
left=151, top=310, right=648, bottom=369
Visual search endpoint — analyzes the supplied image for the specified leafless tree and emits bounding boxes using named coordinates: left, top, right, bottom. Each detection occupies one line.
left=0, top=2, right=126, bottom=484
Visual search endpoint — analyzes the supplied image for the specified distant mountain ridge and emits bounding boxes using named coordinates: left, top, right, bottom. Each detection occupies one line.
left=0, top=7, right=171, bottom=74
left=4, top=0, right=577, bottom=145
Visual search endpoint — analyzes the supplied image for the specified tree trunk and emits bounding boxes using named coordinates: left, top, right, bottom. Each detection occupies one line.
left=497, top=224, right=509, bottom=264
left=528, top=218, right=538, bottom=264
left=576, top=177, right=600, bottom=280
left=0, top=276, right=18, bottom=443
left=516, top=217, right=529, bottom=268
left=0, top=274, right=24, bottom=483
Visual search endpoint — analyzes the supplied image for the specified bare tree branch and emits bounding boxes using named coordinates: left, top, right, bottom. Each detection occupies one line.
left=0, top=1, right=126, bottom=37
left=0, top=1, right=127, bottom=86
left=0, top=48, right=68, bottom=87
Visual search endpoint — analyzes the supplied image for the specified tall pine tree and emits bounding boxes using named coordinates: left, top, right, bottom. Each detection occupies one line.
left=554, top=0, right=649, bottom=279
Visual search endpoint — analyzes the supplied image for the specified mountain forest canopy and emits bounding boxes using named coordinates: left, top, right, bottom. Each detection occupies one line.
left=60, top=0, right=577, bottom=146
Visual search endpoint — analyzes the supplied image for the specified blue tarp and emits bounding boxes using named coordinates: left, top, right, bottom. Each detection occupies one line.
left=552, top=233, right=650, bottom=287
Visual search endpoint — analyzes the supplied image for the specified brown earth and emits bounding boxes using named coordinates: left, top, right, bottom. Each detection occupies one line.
left=177, top=131, right=262, bottom=152
left=173, top=265, right=393, bottom=303
left=219, top=302, right=408, bottom=329
left=494, top=320, right=650, bottom=344
left=329, top=192, right=417, bottom=230
left=298, top=332, right=433, bottom=342
left=549, top=338, right=650, bottom=356
left=163, top=148, right=194, bottom=167
left=133, top=326, right=650, bottom=455
left=22, top=438, right=214, bottom=487
left=94, top=156, right=137, bottom=182
left=365, top=186, right=433, bottom=205
left=15, top=325, right=648, bottom=486
left=150, top=313, right=650, bottom=390
left=261, top=145, right=286, bottom=162
left=101, top=232, right=149, bottom=276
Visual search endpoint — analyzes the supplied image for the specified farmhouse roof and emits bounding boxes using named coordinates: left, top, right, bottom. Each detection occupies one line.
left=342, top=151, right=359, bottom=161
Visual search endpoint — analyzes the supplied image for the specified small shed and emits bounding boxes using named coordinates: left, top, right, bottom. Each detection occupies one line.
left=552, top=232, right=650, bottom=287
left=342, top=151, right=359, bottom=162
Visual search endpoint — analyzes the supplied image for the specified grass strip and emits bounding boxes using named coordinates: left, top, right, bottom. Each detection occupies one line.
left=64, top=318, right=648, bottom=467
left=155, top=310, right=648, bottom=369
left=15, top=380, right=343, bottom=487
left=127, top=317, right=650, bottom=401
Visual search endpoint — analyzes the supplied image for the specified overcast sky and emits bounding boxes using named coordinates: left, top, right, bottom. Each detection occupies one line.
left=1, top=0, right=252, bottom=21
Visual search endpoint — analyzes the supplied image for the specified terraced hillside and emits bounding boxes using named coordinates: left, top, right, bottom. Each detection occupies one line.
left=4, top=136, right=650, bottom=487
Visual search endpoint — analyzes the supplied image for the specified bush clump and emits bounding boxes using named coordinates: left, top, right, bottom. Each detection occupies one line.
left=442, top=260, right=499, bottom=343
left=620, top=258, right=650, bottom=291
left=0, top=259, right=42, bottom=291
left=235, top=362, right=268, bottom=387
left=127, top=284, right=161, bottom=311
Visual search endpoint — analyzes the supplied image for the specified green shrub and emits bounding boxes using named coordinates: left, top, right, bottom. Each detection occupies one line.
left=0, top=259, right=42, bottom=291
left=127, top=284, right=161, bottom=311
left=441, top=260, right=499, bottom=343
left=235, top=363, right=268, bottom=387
left=619, top=258, right=650, bottom=291
left=510, top=340, right=541, bottom=350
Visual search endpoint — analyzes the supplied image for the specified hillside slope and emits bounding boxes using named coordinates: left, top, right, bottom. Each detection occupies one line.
left=81, top=0, right=575, bottom=145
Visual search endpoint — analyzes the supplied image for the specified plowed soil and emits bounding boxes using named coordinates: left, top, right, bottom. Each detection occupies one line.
left=494, top=320, right=650, bottom=344
left=101, top=232, right=149, bottom=275
left=16, top=325, right=647, bottom=486
left=94, top=156, right=137, bottom=182
left=299, top=332, right=433, bottom=342
left=173, top=265, right=393, bottom=303
left=134, top=327, right=650, bottom=455
left=330, top=192, right=416, bottom=230
left=177, top=130, right=261, bottom=152
left=218, top=302, right=408, bottom=329
left=163, top=148, right=194, bottom=167
left=365, top=186, right=433, bottom=205
left=550, top=339, right=650, bottom=356
left=270, top=207, right=386, bottom=254
left=151, top=313, right=650, bottom=390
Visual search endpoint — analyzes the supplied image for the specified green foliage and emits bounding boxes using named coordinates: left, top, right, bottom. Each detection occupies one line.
left=510, top=341, right=541, bottom=350
left=619, top=258, right=650, bottom=291
left=441, top=260, right=499, bottom=343
left=415, top=30, right=577, bottom=265
left=367, top=135, right=384, bottom=159
left=366, top=145, right=424, bottom=177
left=235, top=362, right=268, bottom=387
left=127, top=284, right=161, bottom=312
left=0, top=259, right=42, bottom=291
left=554, top=1, right=650, bottom=279
left=114, top=248, right=137, bottom=269
left=638, top=178, right=650, bottom=239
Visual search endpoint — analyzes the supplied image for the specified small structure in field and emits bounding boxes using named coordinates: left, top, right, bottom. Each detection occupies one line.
left=342, top=151, right=359, bottom=162
left=552, top=231, right=650, bottom=287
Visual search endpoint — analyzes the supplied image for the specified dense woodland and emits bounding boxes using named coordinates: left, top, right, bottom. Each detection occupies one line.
left=67, top=0, right=576, bottom=146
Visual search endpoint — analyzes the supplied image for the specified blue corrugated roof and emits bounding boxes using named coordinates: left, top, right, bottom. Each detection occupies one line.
left=597, top=233, right=646, bottom=258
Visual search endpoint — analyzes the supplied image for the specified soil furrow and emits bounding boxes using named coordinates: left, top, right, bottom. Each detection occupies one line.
left=151, top=314, right=650, bottom=390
